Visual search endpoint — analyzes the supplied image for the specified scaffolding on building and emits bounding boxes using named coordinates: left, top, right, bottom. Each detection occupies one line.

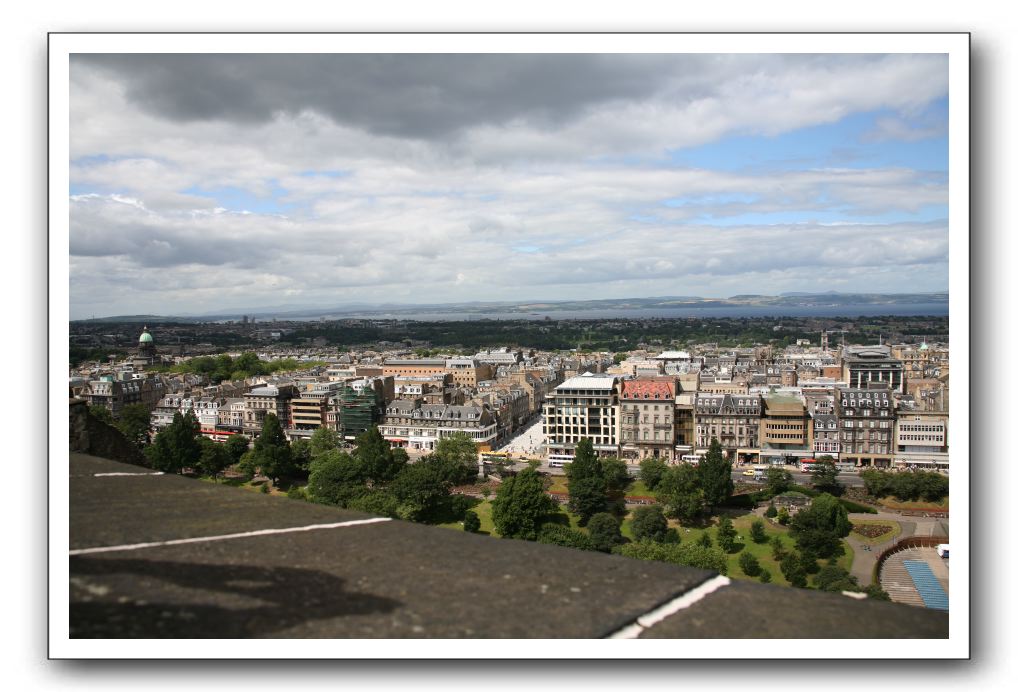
left=338, top=386, right=379, bottom=441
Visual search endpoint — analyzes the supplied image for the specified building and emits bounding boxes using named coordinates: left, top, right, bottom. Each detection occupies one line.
left=693, top=393, right=762, bottom=463
left=618, top=379, right=677, bottom=465
left=893, top=408, right=949, bottom=472
left=378, top=399, right=496, bottom=452
left=85, top=372, right=164, bottom=418
left=841, top=345, right=904, bottom=393
left=242, top=383, right=297, bottom=437
left=759, top=396, right=812, bottom=465
left=836, top=387, right=895, bottom=468
left=132, top=325, right=158, bottom=369
left=543, top=373, right=620, bottom=458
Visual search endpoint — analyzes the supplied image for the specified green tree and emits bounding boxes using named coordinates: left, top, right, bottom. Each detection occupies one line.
left=347, top=489, right=400, bottom=519
left=196, top=437, right=231, bottom=481
left=587, top=512, right=623, bottom=553
left=601, top=457, right=631, bottom=495
left=764, top=503, right=778, bottom=518
left=631, top=505, right=669, bottom=542
left=389, top=458, right=453, bottom=523
left=789, top=493, right=851, bottom=559
left=290, top=438, right=314, bottom=476
left=431, top=431, right=480, bottom=485
left=770, top=534, right=787, bottom=561
left=568, top=475, right=609, bottom=525
left=656, top=463, right=705, bottom=524
left=144, top=410, right=202, bottom=474
left=811, top=457, right=843, bottom=496
left=353, top=427, right=406, bottom=483
left=696, top=531, right=713, bottom=549
left=814, top=563, right=860, bottom=593
left=224, top=434, right=250, bottom=465
left=250, top=413, right=294, bottom=483
left=863, top=584, right=891, bottom=601
left=765, top=467, right=793, bottom=496
left=777, top=507, right=790, bottom=525
left=716, top=515, right=737, bottom=553
left=309, top=426, right=340, bottom=459
left=750, top=519, right=767, bottom=543
left=491, top=467, right=555, bottom=540
left=306, top=450, right=367, bottom=506
left=780, top=552, right=808, bottom=588
left=537, top=524, right=595, bottom=551
left=566, top=438, right=610, bottom=524
left=698, top=438, right=734, bottom=513
left=614, top=541, right=728, bottom=575
left=116, top=403, right=152, bottom=449
left=88, top=405, right=115, bottom=426
left=759, top=569, right=772, bottom=584
left=463, top=510, right=481, bottom=533
left=639, top=457, right=668, bottom=491
left=739, top=551, right=762, bottom=577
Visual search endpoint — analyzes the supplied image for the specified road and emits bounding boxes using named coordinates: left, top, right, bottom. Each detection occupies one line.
left=731, top=468, right=865, bottom=488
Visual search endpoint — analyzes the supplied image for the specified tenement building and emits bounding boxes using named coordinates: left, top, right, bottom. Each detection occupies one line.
left=836, top=386, right=895, bottom=468
left=693, top=393, right=761, bottom=464
left=378, top=399, right=496, bottom=452
left=618, top=378, right=677, bottom=465
left=543, top=373, right=620, bottom=459
left=242, top=383, right=298, bottom=437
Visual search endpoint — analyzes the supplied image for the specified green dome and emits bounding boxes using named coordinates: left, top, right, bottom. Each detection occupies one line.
left=139, top=328, right=153, bottom=344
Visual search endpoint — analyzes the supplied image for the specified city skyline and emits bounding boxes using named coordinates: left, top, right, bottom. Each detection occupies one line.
left=69, top=53, right=949, bottom=320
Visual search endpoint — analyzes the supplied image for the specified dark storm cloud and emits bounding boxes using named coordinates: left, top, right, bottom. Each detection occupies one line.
left=73, top=53, right=711, bottom=139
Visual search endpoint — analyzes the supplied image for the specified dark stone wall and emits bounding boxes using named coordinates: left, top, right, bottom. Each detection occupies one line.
left=69, top=399, right=148, bottom=467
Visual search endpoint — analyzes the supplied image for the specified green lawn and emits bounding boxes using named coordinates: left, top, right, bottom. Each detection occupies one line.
left=619, top=511, right=854, bottom=588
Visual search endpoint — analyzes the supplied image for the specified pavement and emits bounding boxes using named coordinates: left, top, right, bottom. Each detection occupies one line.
left=67, top=453, right=949, bottom=639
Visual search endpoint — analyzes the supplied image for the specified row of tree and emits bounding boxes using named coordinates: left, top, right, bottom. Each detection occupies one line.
left=151, top=352, right=325, bottom=384
left=860, top=469, right=949, bottom=502
left=638, top=438, right=735, bottom=523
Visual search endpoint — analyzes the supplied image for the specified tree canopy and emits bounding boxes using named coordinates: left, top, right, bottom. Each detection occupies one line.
left=491, top=467, right=555, bottom=540
left=630, top=505, right=669, bottom=542
left=144, top=410, right=202, bottom=474
left=655, top=463, right=704, bottom=524
left=639, top=457, right=668, bottom=491
left=249, top=413, right=295, bottom=482
left=789, top=493, right=851, bottom=558
left=698, top=438, right=734, bottom=512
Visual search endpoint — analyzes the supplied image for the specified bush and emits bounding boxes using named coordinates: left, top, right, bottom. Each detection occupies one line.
left=463, top=510, right=481, bottom=533
left=780, top=553, right=808, bottom=588
left=716, top=516, right=737, bottom=553
left=587, top=512, right=624, bottom=553
left=614, top=541, right=728, bottom=575
left=631, top=504, right=669, bottom=542
left=838, top=498, right=878, bottom=514
left=764, top=504, right=778, bottom=518
left=759, top=569, right=772, bottom=583
left=696, top=532, right=713, bottom=549
left=260, top=483, right=270, bottom=494
left=537, top=523, right=595, bottom=551
left=777, top=507, right=790, bottom=525
left=739, top=551, right=762, bottom=577
left=286, top=486, right=307, bottom=501
left=750, top=519, right=767, bottom=543
left=662, top=527, right=681, bottom=544
left=770, top=535, right=787, bottom=561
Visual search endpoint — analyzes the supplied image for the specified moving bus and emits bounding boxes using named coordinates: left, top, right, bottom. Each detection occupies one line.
left=681, top=454, right=703, bottom=466
left=753, top=464, right=769, bottom=479
left=547, top=454, right=573, bottom=468
left=800, top=458, right=818, bottom=473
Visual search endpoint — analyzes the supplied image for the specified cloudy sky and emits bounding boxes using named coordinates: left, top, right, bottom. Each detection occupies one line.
left=68, top=53, right=949, bottom=319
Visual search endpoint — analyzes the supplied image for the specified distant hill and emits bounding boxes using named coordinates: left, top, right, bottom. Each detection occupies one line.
left=74, top=292, right=949, bottom=323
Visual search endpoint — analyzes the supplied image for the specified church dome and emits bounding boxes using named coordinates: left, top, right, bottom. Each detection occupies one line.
left=139, top=327, right=154, bottom=344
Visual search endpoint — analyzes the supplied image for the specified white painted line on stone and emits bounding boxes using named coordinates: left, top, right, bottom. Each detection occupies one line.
left=93, top=472, right=165, bottom=477
left=606, top=575, right=732, bottom=639
left=69, top=517, right=392, bottom=556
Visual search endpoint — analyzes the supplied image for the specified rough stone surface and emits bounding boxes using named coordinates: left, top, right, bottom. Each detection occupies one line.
left=67, top=454, right=951, bottom=640
left=638, top=580, right=948, bottom=639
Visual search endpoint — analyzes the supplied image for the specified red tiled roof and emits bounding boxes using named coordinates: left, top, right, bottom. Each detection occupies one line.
left=620, top=379, right=674, bottom=400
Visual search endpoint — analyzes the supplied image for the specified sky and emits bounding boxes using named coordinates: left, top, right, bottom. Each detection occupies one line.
left=68, top=53, right=949, bottom=319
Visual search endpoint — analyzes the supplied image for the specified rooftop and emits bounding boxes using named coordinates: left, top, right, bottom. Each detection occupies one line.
left=557, top=373, right=618, bottom=390
left=68, top=453, right=948, bottom=640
